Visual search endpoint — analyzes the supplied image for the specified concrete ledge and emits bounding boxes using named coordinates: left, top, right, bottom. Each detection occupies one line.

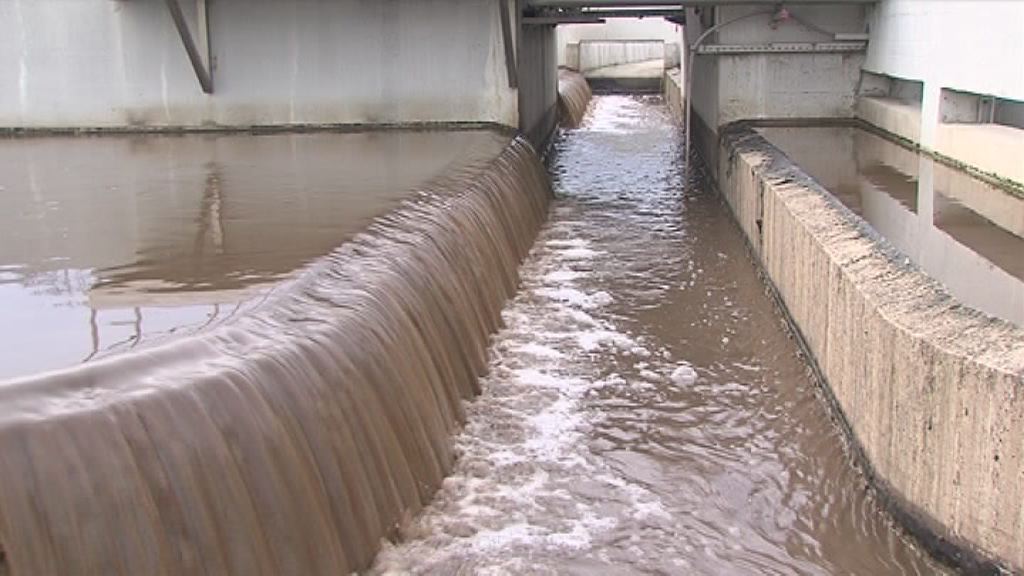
left=856, top=96, right=922, bottom=144
left=857, top=95, right=1024, bottom=190
left=717, top=122, right=1024, bottom=573
left=0, top=121, right=516, bottom=138
left=936, top=123, right=1024, bottom=188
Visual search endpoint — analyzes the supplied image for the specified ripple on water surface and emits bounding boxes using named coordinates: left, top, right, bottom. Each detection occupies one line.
left=373, top=96, right=944, bottom=574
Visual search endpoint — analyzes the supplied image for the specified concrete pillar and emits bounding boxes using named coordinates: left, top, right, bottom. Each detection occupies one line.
left=919, top=81, right=942, bottom=148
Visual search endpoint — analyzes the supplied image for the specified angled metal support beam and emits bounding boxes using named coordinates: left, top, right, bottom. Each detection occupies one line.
left=500, top=0, right=519, bottom=88
left=166, top=0, right=213, bottom=94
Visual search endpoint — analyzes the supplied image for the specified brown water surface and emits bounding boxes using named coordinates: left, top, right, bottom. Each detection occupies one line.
left=0, top=133, right=550, bottom=575
left=373, top=96, right=944, bottom=574
left=0, top=130, right=509, bottom=380
left=759, top=125, right=1024, bottom=327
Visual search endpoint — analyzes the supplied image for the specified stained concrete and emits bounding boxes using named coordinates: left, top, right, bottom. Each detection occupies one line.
left=556, top=19, right=681, bottom=69
left=663, top=68, right=684, bottom=122
left=935, top=124, right=1024, bottom=186
left=518, top=24, right=558, bottom=148
left=579, top=41, right=664, bottom=74
left=0, top=0, right=517, bottom=130
left=684, top=4, right=866, bottom=138
left=716, top=122, right=1024, bottom=573
left=856, top=96, right=1024, bottom=188
left=856, top=96, right=922, bottom=144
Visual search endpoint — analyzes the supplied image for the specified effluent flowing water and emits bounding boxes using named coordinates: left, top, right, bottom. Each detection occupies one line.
left=0, top=99, right=953, bottom=575
left=0, top=129, right=551, bottom=575
left=374, top=96, right=945, bottom=574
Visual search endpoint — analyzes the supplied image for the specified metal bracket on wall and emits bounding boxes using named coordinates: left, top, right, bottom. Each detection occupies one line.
left=166, top=0, right=213, bottom=94
left=500, top=0, right=519, bottom=88
left=697, top=41, right=867, bottom=54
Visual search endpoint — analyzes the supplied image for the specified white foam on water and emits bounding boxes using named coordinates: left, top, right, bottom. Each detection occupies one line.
left=670, top=363, right=698, bottom=386
left=543, top=268, right=584, bottom=283
left=371, top=227, right=672, bottom=574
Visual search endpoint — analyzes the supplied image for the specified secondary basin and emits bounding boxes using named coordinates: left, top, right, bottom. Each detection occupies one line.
left=0, top=129, right=510, bottom=380
left=758, top=125, right=1024, bottom=327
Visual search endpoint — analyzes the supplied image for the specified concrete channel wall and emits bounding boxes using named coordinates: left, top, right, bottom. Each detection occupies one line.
left=556, top=19, right=681, bottom=69
left=861, top=0, right=1024, bottom=187
left=683, top=3, right=867, bottom=180
left=663, top=69, right=684, bottom=123
left=518, top=23, right=559, bottom=148
left=716, top=123, right=1024, bottom=572
left=0, top=0, right=518, bottom=129
left=578, top=41, right=664, bottom=73
left=684, top=5, right=867, bottom=131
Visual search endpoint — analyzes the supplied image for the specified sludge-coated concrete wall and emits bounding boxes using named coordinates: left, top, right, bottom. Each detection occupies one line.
left=717, top=125, right=1024, bottom=572
left=0, top=0, right=518, bottom=129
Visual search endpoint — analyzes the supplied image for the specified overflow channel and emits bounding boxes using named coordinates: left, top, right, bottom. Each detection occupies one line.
left=372, top=95, right=945, bottom=574
left=0, top=128, right=550, bottom=575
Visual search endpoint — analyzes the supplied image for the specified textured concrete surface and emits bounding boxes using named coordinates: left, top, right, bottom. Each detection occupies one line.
left=684, top=4, right=866, bottom=151
left=556, top=19, right=681, bottom=69
left=585, top=59, right=664, bottom=80
left=518, top=24, right=558, bottom=148
left=856, top=97, right=1024, bottom=188
left=864, top=1, right=1024, bottom=105
left=717, top=123, right=1024, bottom=572
left=861, top=0, right=1024, bottom=185
left=664, top=68, right=684, bottom=122
left=936, top=124, right=1024, bottom=186
left=856, top=96, right=922, bottom=143
left=0, top=0, right=517, bottom=129
left=579, top=42, right=664, bottom=74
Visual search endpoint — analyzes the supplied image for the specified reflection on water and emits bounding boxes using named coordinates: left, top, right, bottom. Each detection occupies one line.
left=760, top=126, right=1024, bottom=327
left=0, top=130, right=509, bottom=379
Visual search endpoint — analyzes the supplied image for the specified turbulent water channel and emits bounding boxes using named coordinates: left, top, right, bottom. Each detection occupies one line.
left=374, top=96, right=944, bottom=574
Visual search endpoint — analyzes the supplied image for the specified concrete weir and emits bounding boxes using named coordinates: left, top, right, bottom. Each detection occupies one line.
left=556, top=69, right=592, bottom=128
left=716, top=121, right=1024, bottom=572
left=0, top=135, right=550, bottom=575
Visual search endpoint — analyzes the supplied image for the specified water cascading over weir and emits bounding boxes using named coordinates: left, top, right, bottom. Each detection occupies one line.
left=557, top=69, right=594, bottom=128
left=0, top=137, right=551, bottom=575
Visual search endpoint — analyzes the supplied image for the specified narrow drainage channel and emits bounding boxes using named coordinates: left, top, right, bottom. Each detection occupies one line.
left=372, top=95, right=945, bottom=574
